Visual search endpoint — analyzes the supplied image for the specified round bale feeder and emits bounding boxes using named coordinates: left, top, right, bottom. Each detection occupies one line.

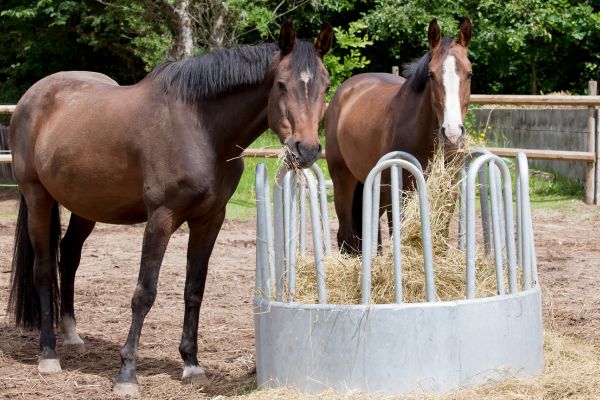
left=253, top=151, right=543, bottom=395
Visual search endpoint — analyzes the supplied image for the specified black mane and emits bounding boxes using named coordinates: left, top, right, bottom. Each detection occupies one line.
left=402, top=37, right=453, bottom=93
left=149, top=40, right=320, bottom=102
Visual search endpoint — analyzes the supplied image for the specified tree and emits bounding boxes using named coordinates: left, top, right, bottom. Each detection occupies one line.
left=361, top=0, right=600, bottom=94
left=1, top=0, right=599, bottom=102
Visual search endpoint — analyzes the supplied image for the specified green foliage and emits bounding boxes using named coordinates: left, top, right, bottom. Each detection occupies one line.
left=323, top=20, right=373, bottom=94
left=360, top=0, right=600, bottom=94
left=0, top=0, right=147, bottom=102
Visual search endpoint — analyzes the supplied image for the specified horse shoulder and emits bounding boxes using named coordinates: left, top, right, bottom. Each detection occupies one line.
left=326, top=73, right=404, bottom=181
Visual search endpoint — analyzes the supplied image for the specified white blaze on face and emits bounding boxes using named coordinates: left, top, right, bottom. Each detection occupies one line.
left=299, top=69, right=313, bottom=100
left=441, top=55, right=463, bottom=144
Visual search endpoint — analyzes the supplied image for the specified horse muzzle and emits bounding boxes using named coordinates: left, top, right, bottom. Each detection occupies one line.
left=284, top=140, right=322, bottom=169
left=440, top=125, right=466, bottom=148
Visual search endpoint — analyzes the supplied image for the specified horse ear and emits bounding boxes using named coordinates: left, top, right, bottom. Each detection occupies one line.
left=315, top=23, right=333, bottom=58
left=279, top=19, right=296, bottom=56
left=457, top=17, right=472, bottom=47
left=428, top=19, right=442, bottom=49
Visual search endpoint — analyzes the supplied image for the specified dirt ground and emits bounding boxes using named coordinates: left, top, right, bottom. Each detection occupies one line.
left=0, top=191, right=599, bottom=399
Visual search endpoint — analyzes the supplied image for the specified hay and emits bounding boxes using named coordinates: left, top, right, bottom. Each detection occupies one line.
left=293, top=147, right=506, bottom=304
left=236, top=330, right=600, bottom=399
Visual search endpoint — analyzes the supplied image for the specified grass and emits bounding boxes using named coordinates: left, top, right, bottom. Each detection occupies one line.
left=226, top=131, right=329, bottom=221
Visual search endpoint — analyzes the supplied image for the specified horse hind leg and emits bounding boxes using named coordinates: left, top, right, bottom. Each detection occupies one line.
left=59, top=214, right=95, bottom=353
left=9, top=186, right=62, bottom=374
left=329, top=160, right=361, bottom=254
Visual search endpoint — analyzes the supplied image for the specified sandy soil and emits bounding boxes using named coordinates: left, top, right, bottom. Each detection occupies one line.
left=0, top=192, right=598, bottom=399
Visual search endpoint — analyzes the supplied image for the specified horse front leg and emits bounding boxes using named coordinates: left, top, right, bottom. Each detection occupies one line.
left=113, top=206, right=179, bottom=397
left=178, top=209, right=226, bottom=385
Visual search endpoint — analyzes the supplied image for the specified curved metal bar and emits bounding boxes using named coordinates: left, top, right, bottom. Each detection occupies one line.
left=371, top=152, right=424, bottom=253
left=390, top=165, right=403, bottom=303
left=376, top=151, right=424, bottom=173
left=299, top=179, right=307, bottom=256
left=494, top=162, right=507, bottom=259
left=488, top=161, right=505, bottom=295
left=371, top=171, right=382, bottom=253
left=273, top=167, right=287, bottom=301
left=516, top=169, right=523, bottom=270
left=479, top=165, right=492, bottom=253
left=255, top=164, right=272, bottom=299
left=362, top=159, right=435, bottom=304
left=516, top=153, right=533, bottom=289
left=466, top=154, right=516, bottom=299
left=304, top=170, right=328, bottom=303
left=284, top=172, right=298, bottom=301
left=310, top=163, right=332, bottom=255
left=459, top=148, right=492, bottom=250
left=273, top=163, right=332, bottom=303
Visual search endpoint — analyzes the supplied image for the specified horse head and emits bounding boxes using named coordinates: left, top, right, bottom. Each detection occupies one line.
left=268, top=21, right=333, bottom=168
left=426, top=17, right=472, bottom=148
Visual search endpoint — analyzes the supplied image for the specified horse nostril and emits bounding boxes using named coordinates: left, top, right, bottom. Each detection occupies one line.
left=440, top=127, right=446, bottom=137
left=295, top=141, right=303, bottom=157
left=317, top=143, right=322, bottom=154
left=459, top=124, right=465, bottom=136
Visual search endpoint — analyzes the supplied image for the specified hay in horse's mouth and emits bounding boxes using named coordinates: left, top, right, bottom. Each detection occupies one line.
left=278, top=146, right=302, bottom=171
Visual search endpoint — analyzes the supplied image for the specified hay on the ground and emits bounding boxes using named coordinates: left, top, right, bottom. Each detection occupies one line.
left=236, top=330, right=600, bottom=399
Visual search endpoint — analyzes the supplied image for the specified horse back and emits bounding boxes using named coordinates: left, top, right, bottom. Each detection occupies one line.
left=326, top=73, right=405, bottom=181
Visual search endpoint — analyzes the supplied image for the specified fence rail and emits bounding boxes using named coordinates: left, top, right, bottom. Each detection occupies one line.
left=0, top=147, right=595, bottom=165
left=0, top=105, right=15, bottom=114
left=3, top=96, right=600, bottom=114
left=470, top=94, right=600, bottom=106
left=2, top=88, right=600, bottom=204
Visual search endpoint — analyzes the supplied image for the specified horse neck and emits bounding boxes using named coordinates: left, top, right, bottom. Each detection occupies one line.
left=197, top=73, right=275, bottom=158
left=391, top=85, right=438, bottom=151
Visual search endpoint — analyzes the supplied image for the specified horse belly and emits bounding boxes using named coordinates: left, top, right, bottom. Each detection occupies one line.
left=35, top=139, right=147, bottom=224
left=45, top=176, right=146, bottom=224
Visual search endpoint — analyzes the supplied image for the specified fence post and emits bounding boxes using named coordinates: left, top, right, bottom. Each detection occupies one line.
left=596, top=106, right=600, bottom=205
left=586, top=80, right=597, bottom=205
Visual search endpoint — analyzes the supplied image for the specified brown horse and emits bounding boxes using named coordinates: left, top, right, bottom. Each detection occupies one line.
left=325, top=18, right=472, bottom=253
left=8, top=21, right=332, bottom=396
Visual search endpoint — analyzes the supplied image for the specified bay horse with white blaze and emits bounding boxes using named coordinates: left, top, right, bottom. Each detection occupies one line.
left=325, top=18, right=472, bottom=253
left=8, top=21, right=332, bottom=396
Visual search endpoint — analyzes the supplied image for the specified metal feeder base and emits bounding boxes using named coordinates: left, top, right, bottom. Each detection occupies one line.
left=255, top=287, right=543, bottom=395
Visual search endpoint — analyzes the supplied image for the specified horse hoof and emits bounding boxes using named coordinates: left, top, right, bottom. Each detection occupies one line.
left=38, top=358, right=62, bottom=374
left=182, top=365, right=210, bottom=386
left=113, top=382, right=140, bottom=398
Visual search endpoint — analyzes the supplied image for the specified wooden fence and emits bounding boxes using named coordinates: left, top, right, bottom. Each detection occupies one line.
left=2, top=88, right=600, bottom=204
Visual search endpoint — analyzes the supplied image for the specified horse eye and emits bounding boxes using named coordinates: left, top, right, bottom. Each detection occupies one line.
left=277, top=81, right=287, bottom=93
left=466, top=72, right=473, bottom=80
left=325, top=84, right=331, bottom=94
left=428, top=73, right=435, bottom=81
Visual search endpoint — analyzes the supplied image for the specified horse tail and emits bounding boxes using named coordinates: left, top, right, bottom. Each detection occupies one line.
left=351, top=182, right=364, bottom=246
left=8, top=194, right=61, bottom=329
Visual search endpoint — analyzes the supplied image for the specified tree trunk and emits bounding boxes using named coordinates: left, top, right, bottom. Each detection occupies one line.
left=530, top=60, right=537, bottom=95
left=173, top=0, right=194, bottom=59
left=209, top=1, right=228, bottom=50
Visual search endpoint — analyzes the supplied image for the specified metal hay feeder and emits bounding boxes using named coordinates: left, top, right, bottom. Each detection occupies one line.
left=253, top=151, right=543, bottom=395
